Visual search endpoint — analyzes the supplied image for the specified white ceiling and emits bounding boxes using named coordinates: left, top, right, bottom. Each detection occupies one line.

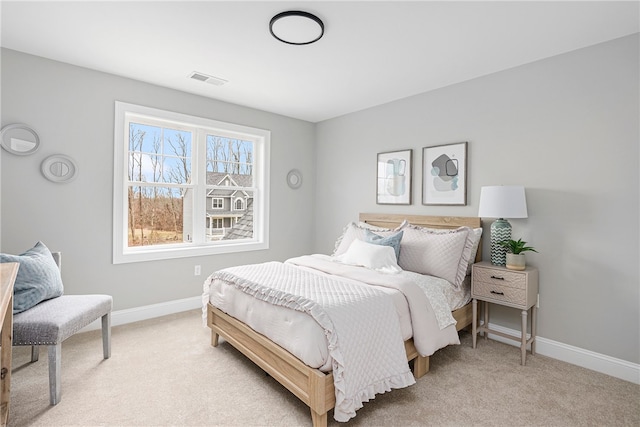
left=1, top=1, right=638, bottom=123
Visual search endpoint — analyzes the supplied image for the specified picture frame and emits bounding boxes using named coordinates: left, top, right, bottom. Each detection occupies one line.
left=422, top=141, right=467, bottom=206
left=376, top=149, right=412, bottom=205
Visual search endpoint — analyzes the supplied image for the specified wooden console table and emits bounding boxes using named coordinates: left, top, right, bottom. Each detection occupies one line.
left=0, top=263, right=18, bottom=427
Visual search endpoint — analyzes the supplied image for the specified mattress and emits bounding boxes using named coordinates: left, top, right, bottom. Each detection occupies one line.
left=206, top=255, right=471, bottom=372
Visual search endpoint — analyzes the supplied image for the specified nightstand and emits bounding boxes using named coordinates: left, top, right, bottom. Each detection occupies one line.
left=471, top=261, right=539, bottom=365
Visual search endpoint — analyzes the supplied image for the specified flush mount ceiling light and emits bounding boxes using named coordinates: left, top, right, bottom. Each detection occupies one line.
left=269, top=11, right=324, bottom=45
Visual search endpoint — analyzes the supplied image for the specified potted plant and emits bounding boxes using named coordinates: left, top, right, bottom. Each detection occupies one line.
left=500, top=238, right=538, bottom=270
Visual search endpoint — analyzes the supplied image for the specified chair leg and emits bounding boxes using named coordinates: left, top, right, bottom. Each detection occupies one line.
left=48, top=344, right=62, bottom=405
left=31, top=345, right=39, bottom=362
left=102, top=312, right=111, bottom=359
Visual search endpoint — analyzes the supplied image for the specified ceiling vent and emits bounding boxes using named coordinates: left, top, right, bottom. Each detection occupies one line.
left=188, top=71, right=228, bottom=86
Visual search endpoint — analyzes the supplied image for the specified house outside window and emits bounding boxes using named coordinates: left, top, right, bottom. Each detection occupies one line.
left=113, top=102, right=270, bottom=263
left=234, top=198, right=245, bottom=211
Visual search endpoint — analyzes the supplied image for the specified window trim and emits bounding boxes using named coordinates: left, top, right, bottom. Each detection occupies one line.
left=113, top=101, right=270, bottom=264
left=211, top=197, right=224, bottom=209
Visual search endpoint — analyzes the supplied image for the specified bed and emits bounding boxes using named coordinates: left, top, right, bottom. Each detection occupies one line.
left=203, top=213, right=482, bottom=426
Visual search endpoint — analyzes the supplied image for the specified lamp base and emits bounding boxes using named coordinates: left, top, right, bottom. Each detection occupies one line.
left=490, top=218, right=511, bottom=266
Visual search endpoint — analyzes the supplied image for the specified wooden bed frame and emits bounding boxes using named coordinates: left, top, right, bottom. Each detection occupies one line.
left=206, top=214, right=482, bottom=427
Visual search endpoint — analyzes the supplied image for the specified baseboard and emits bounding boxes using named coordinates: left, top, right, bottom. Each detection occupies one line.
left=484, top=322, right=640, bottom=385
left=80, top=297, right=639, bottom=385
left=78, top=296, right=202, bottom=333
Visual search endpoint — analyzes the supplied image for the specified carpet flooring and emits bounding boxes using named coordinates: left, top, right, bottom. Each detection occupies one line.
left=7, top=309, right=639, bottom=426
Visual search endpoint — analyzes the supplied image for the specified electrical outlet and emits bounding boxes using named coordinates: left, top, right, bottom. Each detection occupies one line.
left=194, top=265, right=201, bottom=276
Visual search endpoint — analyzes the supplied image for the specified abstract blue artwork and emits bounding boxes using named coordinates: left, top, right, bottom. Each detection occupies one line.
left=422, top=142, right=467, bottom=205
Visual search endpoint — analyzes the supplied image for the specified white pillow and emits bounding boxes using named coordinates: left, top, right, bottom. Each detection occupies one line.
left=332, top=220, right=408, bottom=256
left=398, top=226, right=472, bottom=287
left=466, top=227, right=483, bottom=275
left=334, top=239, right=402, bottom=274
left=402, top=224, right=482, bottom=279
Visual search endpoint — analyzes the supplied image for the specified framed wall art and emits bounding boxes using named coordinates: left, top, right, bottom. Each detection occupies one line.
left=376, top=149, right=412, bottom=205
left=422, top=141, right=467, bottom=206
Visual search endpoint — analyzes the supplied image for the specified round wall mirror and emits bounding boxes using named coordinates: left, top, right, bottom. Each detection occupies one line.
left=0, top=124, right=40, bottom=155
left=287, top=169, right=303, bottom=189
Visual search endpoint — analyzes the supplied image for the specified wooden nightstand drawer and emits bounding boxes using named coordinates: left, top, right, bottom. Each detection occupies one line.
left=473, top=267, right=526, bottom=289
left=472, top=281, right=526, bottom=305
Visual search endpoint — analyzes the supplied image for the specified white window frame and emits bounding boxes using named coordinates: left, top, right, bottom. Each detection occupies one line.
left=211, top=198, right=224, bottom=209
left=113, top=101, right=270, bottom=264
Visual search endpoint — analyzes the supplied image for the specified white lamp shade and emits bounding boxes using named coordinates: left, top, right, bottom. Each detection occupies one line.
left=478, top=186, right=528, bottom=218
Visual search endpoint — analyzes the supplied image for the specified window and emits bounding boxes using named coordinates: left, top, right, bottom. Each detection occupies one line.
left=211, top=198, right=223, bottom=209
left=113, top=102, right=270, bottom=263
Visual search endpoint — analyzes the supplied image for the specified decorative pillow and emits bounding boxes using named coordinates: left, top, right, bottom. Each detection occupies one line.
left=334, top=239, right=402, bottom=274
left=364, top=229, right=403, bottom=260
left=0, top=241, right=64, bottom=314
left=466, top=228, right=483, bottom=275
left=332, top=220, right=408, bottom=256
left=398, top=226, right=472, bottom=287
left=404, top=224, right=483, bottom=279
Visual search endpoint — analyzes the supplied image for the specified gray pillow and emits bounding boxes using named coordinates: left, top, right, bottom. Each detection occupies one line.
left=0, top=241, right=63, bottom=313
left=364, top=229, right=403, bottom=260
left=333, top=220, right=408, bottom=256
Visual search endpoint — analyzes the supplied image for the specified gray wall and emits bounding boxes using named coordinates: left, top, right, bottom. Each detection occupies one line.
left=314, top=35, right=639, bottom=364
left=1, top=48, right=316, bottom=310
left=2, top=34, right=638, bottom=365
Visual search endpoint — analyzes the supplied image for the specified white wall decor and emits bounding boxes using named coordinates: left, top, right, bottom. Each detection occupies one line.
left=41, top=154, right=78, bottom=183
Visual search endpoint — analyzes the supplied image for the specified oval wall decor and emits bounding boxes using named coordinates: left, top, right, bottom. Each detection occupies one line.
left=286, top=169, right=302, bottom=189
left=41, top=154, right=78, bottom=183
left=0, top=123, right=40, bottom=156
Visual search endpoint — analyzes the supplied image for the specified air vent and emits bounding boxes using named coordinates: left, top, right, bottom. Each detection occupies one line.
left=188, top=71, right=228, bottom=86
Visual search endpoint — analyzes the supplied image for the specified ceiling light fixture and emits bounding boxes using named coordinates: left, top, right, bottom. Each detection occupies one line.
left=269, top=11, right=324, bottom=45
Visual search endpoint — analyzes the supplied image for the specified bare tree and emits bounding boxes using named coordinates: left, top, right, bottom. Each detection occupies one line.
left=148, top=133, right=162, bottom=243
left=128, top=125, right=145, bottom=245
left=164, top=132, right=190, bottom=237
left=206, top=136, right=253, bottom=176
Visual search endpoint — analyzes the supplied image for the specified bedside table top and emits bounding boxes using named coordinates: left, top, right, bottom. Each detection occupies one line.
left=473, top=261, right=538, bottom=273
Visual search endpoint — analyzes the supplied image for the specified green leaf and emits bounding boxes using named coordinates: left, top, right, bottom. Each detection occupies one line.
left=499, top=238, right=538, bottom=254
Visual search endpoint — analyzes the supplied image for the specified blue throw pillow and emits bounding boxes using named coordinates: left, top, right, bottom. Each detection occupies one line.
left=364, top=229, right=403, bottom=260
left=0, top=241, right=63, bottom=314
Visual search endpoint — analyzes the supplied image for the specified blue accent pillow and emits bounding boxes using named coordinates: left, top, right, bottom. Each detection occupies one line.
left=364, top=229, right=403, bottom=260
left=0, top=241, right=63, bottom=314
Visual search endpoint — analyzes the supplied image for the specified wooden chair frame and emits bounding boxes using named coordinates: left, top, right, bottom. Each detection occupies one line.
left=206, top=214, right=482, bottom=427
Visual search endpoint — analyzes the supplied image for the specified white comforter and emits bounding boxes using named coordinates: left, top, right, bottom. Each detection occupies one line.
left=287, top=255, right=461, bottom=356
left=202, top=255, right=460, bottom=422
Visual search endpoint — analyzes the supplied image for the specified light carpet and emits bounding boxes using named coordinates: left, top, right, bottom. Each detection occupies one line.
left=8, top=309, right=639, bottom=426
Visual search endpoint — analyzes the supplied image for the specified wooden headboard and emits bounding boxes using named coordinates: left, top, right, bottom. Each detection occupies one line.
left=359, top=213, right=483, bottom=262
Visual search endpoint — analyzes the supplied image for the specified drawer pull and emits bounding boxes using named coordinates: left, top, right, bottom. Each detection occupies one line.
left=490, top=290, right=505, bottom=296
left=491, top=275, right=505, bottom=280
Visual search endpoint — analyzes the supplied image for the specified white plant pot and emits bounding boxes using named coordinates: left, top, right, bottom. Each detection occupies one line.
left=506, top=253, right=526, bottom=270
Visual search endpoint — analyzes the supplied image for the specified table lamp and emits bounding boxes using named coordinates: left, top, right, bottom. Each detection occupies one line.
left=478, top=186, right=528, bottom=265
